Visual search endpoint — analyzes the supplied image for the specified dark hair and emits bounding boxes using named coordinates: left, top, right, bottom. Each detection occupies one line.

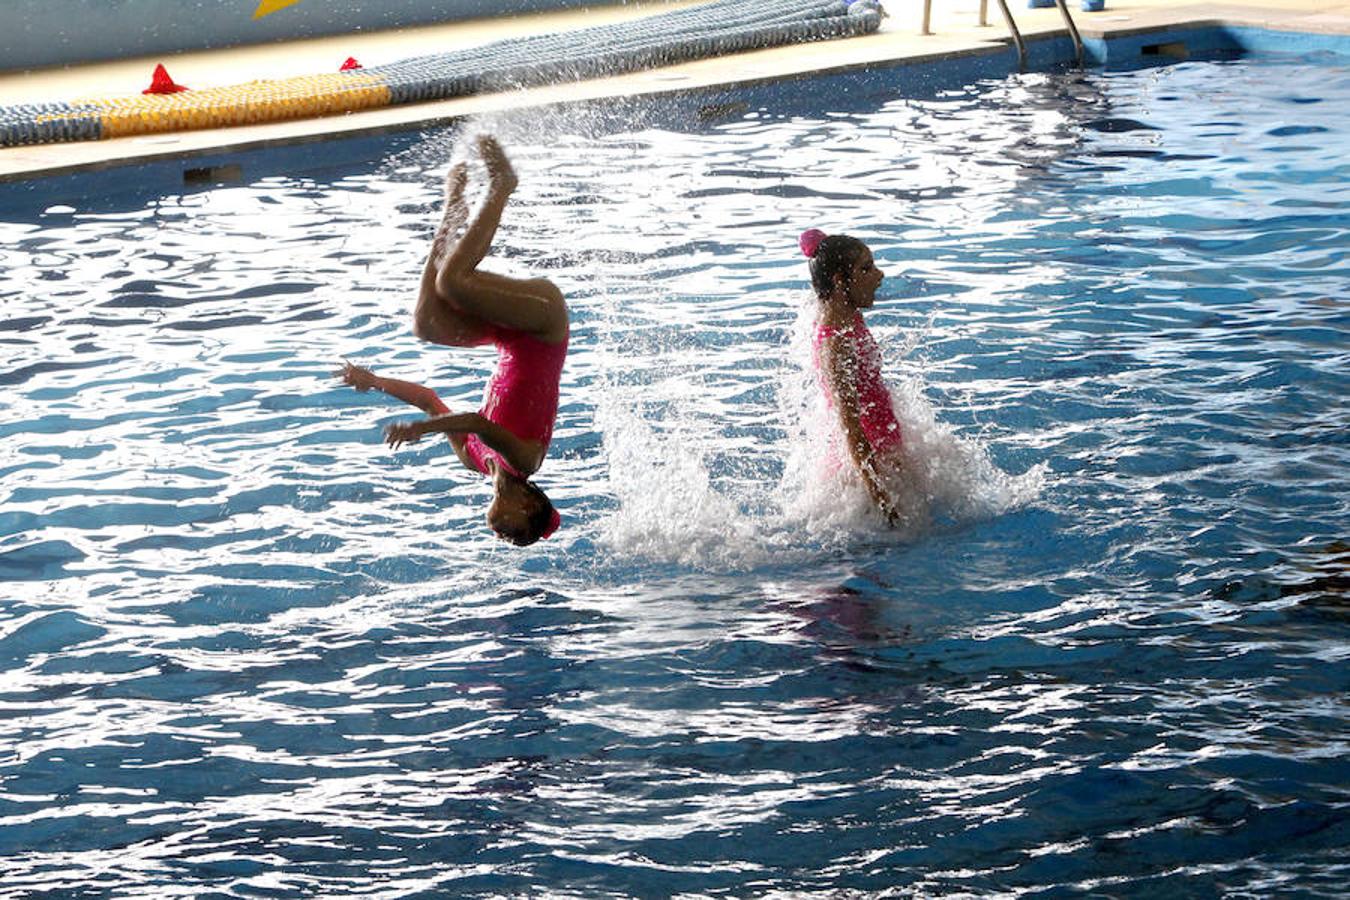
left=492, top=479, right=557, bottom=547
left=806, top=233, right=869, bottom=300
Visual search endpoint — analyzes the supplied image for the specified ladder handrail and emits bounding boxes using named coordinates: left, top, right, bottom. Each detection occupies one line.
left=992, top=0, right=1028, bottom=71
left=1054, top=0, right=1086, bottom=66
left=919, top=0, right=1084, bottom=70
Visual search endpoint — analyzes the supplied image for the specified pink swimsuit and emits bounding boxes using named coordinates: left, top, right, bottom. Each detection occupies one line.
left=430, top=326, right=568, bottom=478
left=814, top=313, right=903, bottom=455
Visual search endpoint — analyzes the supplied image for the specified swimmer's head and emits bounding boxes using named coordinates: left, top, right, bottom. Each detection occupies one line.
left=801, top=229, right=881, bottom=307
left=487, top=464, right=560, bottom=546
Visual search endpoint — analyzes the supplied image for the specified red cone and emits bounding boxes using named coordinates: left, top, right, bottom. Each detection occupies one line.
left=143, top=64, right=188, bottom=95
left=339, top=57, right=362, bottom=71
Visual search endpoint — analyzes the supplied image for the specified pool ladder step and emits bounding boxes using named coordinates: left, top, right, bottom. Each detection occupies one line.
left=919, top=0, right=1084, bottom=70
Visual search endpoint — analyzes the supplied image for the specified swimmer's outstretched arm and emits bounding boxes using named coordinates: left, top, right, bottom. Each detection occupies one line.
left=338, top=361, right=446, bottom=415
left=337, top=361, right=474, bottom=469
left=821, top=338, right=900, bottom=526
left=384, top=414, right=543, bottom=476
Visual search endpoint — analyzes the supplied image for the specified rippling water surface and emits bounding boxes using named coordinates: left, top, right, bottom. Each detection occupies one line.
left=2, top=52, right=1347, bottom=896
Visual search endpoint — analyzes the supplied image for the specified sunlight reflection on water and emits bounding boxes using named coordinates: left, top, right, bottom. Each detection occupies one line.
left=0, top=53, right=1347, bottom=896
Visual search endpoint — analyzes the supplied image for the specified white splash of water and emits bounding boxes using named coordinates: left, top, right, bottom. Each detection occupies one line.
left=594, top=384, right=776, bottom=570
left=597, top=292, right=1045, bottom=570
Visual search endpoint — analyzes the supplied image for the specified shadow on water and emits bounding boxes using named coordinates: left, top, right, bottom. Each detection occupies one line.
left=1213, top=540, right=1350, bottom=616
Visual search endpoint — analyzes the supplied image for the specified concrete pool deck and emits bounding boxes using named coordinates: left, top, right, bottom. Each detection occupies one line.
left=0, top=0, right=1346, bottom=184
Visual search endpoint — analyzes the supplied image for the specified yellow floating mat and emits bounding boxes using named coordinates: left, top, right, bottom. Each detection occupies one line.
left=89, top=72, right=390, bottom=139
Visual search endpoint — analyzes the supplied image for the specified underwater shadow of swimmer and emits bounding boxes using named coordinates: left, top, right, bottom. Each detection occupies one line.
left=769, top=577, right=944, bottom=682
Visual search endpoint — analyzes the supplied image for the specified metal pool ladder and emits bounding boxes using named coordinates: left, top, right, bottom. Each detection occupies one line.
left=920, top=0, right=1084, bottom=71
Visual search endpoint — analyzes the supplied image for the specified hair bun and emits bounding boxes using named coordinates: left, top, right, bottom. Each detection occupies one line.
left=799, top=228, right=826, bottom=258
left=541, top=508, right=561, bottom=539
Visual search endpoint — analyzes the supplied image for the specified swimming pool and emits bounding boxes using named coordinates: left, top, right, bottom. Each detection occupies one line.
left=1, top=45, right=1347, bottom=896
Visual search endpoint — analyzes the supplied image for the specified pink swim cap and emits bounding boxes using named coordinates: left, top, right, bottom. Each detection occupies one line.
left=799, top=228, right=827, bottom=258
left=541, top=508, right=561, bottom=539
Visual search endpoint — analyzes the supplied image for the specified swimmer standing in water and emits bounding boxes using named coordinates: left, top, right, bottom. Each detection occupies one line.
left=339, top=135, right=567, bottom=546
left=801, top=228, right=912, bottom=527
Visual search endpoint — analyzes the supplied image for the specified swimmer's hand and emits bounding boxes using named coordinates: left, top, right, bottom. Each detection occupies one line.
left=477, top=135, right=518, bottom=196
left=861, top=461, right=902, bottom=528
left=338, top=360, right=379, bottom=392
left=870, top=485, right=899, bottom=527
left=384, top=420, right=427, bottom=449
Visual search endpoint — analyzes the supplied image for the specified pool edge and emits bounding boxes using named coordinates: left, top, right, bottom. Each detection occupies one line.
left=1, top=10, right=1347, bottom=192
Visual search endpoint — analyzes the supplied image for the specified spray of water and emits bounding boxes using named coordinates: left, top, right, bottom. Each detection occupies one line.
left=391, top=105, right=1044, bottom=571
left=596, top=290, right=1045, bottom=570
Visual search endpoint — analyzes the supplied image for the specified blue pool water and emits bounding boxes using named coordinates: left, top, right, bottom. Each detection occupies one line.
left=1, top=50, right=1348, bottom=895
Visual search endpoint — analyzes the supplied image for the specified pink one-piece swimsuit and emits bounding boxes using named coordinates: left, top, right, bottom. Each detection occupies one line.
left=429, top=325, right=568, bottom=478
left=814, top=312, right=903, bottom=455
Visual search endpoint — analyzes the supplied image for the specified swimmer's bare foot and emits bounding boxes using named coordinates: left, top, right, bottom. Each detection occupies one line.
left=431, top=161, right=469, bottom=264
left=477, top=135, right=518, bottom=196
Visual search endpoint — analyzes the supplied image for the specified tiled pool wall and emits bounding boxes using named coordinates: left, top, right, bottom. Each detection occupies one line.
left=1082, top=23, right=1350, bottom=62
left=1, top=25, right=1346, bottom=215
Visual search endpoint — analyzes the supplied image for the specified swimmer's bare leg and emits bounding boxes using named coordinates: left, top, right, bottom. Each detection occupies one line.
left=413, top=161, right=492, bottom=347
left=433, top=136, right=567, bottom=343
left=429, top=162, right=469, bottom=266
left=437, top=135, right=518, bottom=287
